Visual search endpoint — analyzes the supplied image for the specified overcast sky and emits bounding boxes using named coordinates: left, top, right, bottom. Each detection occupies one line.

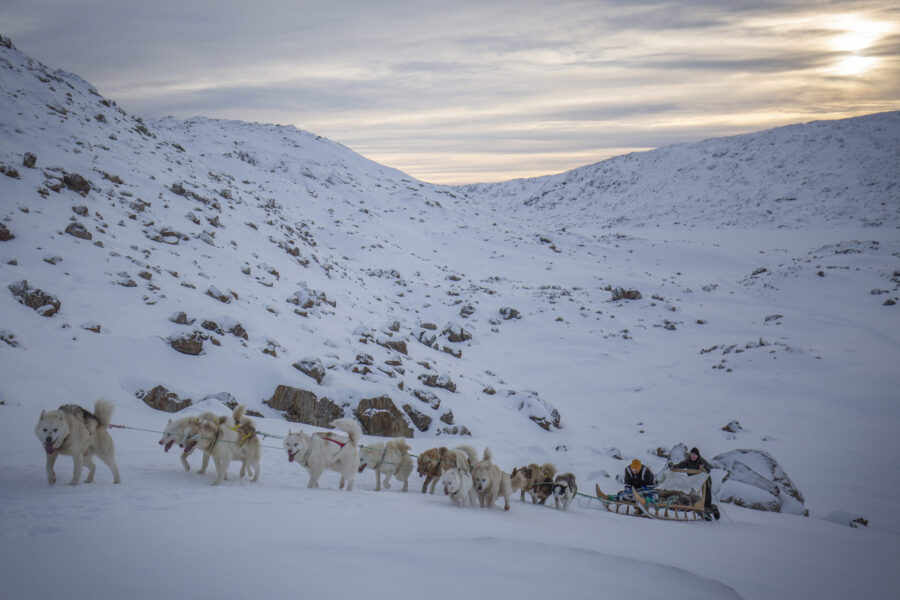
left=3, top=1, right=898, bottom=184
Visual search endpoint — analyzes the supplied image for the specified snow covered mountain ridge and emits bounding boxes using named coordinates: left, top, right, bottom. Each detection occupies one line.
left=463, top=112, right=899, bottom=230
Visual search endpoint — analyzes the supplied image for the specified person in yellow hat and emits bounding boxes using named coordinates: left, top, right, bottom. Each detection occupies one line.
left=624, top=458, right=654, bottom=489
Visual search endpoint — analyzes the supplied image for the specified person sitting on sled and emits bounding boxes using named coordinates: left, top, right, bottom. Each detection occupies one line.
left=624, top=458, right=654, bottom=489
left=672, top=447, right=719, bottom=519
left=617, top=459, right=655, bottom=501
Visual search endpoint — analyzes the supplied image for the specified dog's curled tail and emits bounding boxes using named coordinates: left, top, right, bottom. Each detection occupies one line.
left=542, top=463, right=557, bottom=480
left=481, top=447, right=493, bottom=462
left=393, top=438, right=412, bottom=453
left=232, top=404, right=247, bottom=424
left=454, top=444, right=478, bottom=468
left=93, top=398, right=115, bottom=428
left=330, top=418, right=363, bottom=447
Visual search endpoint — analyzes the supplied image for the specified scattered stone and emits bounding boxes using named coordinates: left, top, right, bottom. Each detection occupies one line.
left=139, top=385, right=191, bottom=413
left=355, top=395, right=414, bottom=437
left=420, top=373, right=457, bottom=393
left=440, top=410, right=454, bottom=424
left=169, top=331, right=206, bottom=355
left=402, top=404, right=432, bottom=432
left=377, top=338, right=408, bottom=355
left=0, top=329, right=23, bottom=348
left=63, top=173, right=92, bottom=195
left=293, top=357, right=326, bottom=384
left=80, top=322, right=101, bottom=333
left=170, top=311, right=194, bottom=325
left=65, top=221, right=92, bottom=240
left=823, top=511, right=869, bottom=528
left=499, top=307, right=521, bottom=320
left=442, top=323, right=471, bottom=343
left=8, top=280, right=60, bottom=316
left=72, top=205, right=89, bottom=217
left=0, top=223, right=13, bottom=241
left=722, top=420, right=743, bottom=433
left=610, top=287, right=642, bottom=301
left=205, top=286, right=234, bottom=304
left=22, top=152, right=37, bottom=168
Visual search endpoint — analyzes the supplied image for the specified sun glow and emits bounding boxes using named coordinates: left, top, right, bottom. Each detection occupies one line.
left=827, top=15, right=894, bottom=76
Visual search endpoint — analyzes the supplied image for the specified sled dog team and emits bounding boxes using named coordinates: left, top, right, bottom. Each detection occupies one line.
left=35, top=400, right=577, bottom=510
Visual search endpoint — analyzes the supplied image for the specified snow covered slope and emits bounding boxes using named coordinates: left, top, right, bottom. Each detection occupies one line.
left=463, top=111, right=899, bottom=229
left=1, top=35, right=898, bottom=600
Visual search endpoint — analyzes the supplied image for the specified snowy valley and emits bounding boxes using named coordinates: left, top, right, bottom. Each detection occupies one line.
left=1, top=34, right=899, bottom=599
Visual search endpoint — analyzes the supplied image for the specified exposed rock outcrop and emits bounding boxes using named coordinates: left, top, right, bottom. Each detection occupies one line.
left=264, top=384, right=344, bottom=426
left=355, top=395, right=414, bottom=437
left=139, top=385, right=191, bottom=413
left=711, top=449, right=807, bottom=515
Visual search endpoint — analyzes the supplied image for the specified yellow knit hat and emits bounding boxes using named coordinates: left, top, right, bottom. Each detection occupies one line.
left=631, top=459, right=642, bottom=471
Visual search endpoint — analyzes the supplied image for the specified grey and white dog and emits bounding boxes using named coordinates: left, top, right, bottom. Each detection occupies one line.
left=35, top=399, right=121, bottom=485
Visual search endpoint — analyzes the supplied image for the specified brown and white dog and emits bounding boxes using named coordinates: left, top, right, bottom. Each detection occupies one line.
left=159, top=415, right=208, bottom=472
left=471, top=447, right=512, bottom=510
left=358, top=437, right=413, bottom=491
left=417, top=444, right=477, bottom=494
left=511, top=462, right=557, bottom=504
left=552, top=472, right=577, bottom=510
left=35, top=399, right=121, bottom=485
left=181, top=411, right=239, bottom=486
left=230, top=406, right=261, bottom=482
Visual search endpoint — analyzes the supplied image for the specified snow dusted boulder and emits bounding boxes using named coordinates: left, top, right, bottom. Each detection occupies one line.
left=205, top=285, right=235, bottom=304
left=293, top=357, right=326, bottom=384
left=823, top=511, right=869, bottom=528
left=265, top=384, right=343, bottom=426
left=513, top=389, right=561, bottom=431
left=139, top=385, right=192, bottom=413
left=169, top=331, right=206, bottom=355
left=0, top=222, right=14, bottom=241
left=354, top=395, right=414, bottom=437
left=711, top=449, right=807, bottom=516
left=442, top=322, right=471, bottom=343
left=8, top=280, right=60, bottom=317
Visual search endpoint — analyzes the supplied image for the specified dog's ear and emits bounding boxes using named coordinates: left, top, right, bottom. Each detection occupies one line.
left=40, top=409, right=46, bottom=418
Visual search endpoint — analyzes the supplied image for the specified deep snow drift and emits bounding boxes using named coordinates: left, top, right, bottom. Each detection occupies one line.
left=1, top=35, right=898, bottom=599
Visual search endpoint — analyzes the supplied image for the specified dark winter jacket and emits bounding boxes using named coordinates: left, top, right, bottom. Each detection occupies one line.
left=624, top=466, right=654, bottom=489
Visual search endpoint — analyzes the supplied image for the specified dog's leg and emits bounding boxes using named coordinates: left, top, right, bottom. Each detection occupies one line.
left=251, top=460, right=260, bottom=482
left=83, top=453, right=97, bottom=483
left=383, top=470, right=392, bottom=490
left=181, top=447, right=192, bottom=472
left=421, top=476, right=430, bottom=494
left=428, top=475, right=439, bottom=494
left=401, top=474, right=408, bottom=492
left=198, top=451, right=210, bottom=474
left=373, top=467, right=381, bottom=491
left=69, top=452, right=83, bottom=485
left=45, top=453, right=58, bottom=485
left=211, top=456, right=226, bottom=485
left=100, top=451, right=122, bottom=484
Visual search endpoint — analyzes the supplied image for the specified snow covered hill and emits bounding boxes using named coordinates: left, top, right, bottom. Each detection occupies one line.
left=1, top=34, right=899, bottom=600
left=462, top=111, right=900, bottom=229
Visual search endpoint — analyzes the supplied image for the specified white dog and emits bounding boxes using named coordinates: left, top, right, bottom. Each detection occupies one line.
left=181, top=411, right=238, bottom=485
left=159, top=415, right=209, bottom=472
left=358, top=437, right=413, bottom=491
left=440, top=449, right=478, bottom=507
left=230, top=406, right=261, bottom=482
left=552, top=473, right=578, bottom=510
left=35, top=399, right=121, bottom=485
left=471, top=447, right=512, bottom=510
left=283, top=418, right=362, bottom=490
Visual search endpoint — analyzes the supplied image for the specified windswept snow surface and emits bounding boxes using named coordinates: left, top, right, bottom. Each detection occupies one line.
left=1, top=36, right=899, bottom=599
